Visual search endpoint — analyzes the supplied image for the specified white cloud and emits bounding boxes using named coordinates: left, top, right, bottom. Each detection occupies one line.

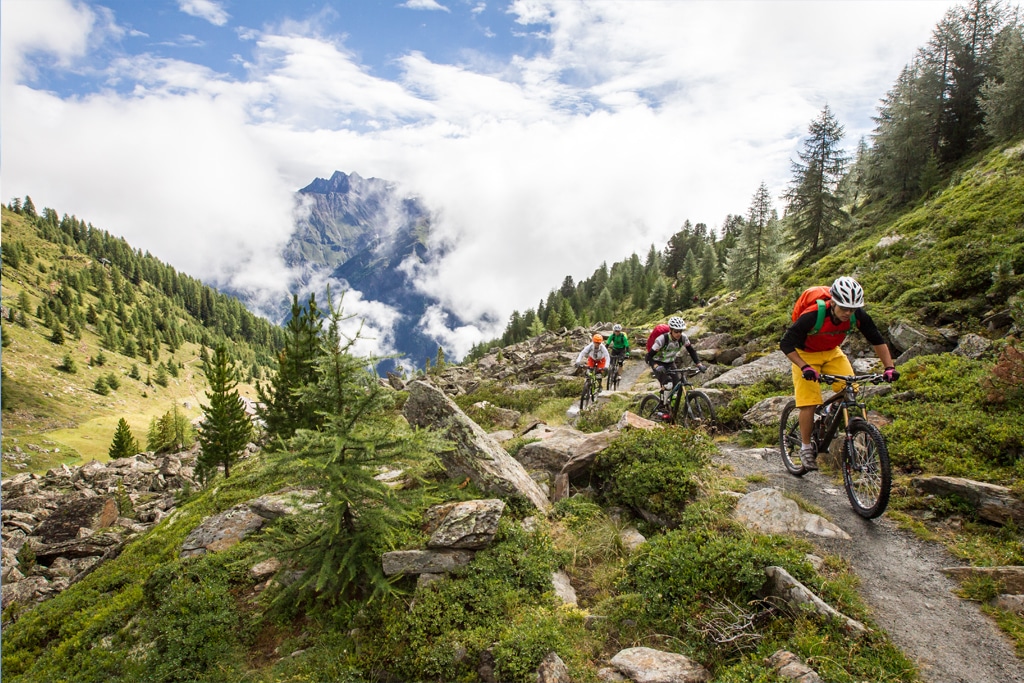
left=1, top=0, right=968, bottom=360
left=401, top=0, right=451, bottom=12
left=178, top=0, right=229, bottom=27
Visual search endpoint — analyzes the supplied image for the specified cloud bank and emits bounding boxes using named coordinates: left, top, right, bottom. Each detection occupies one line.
left=1, top=0, right=962, bottom=359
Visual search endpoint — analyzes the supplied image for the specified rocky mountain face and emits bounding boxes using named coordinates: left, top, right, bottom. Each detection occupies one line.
left=278, top=171, right=448, bottom=371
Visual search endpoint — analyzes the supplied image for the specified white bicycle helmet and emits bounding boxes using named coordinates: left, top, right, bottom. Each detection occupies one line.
left=830, top=276, right=865, bottom=308
left=613, top=323, right=622, bottom=332
left=668, top=316, right=686, bottom=331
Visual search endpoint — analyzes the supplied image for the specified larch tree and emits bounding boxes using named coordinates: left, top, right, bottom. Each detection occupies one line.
left=981, top=24, right=1024, bottom=142
left=197, top=345, right=252, bottom=483
left=257, top=293, right=324, bottom=442
left=783, top=105, right=849, bottom=260
left=264, top=293, right=444, bottom=608
left=727, top=182, right=782, bottom=291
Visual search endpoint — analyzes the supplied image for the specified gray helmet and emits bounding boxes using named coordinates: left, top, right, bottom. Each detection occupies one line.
left=830, top=276, right=865, bottom=308
left=668, top=316, right=686, bottom=331
left=613, top=324, right=622, bottom=332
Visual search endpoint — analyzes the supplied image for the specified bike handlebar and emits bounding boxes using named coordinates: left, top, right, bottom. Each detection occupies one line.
left=819, top=373, right=885, bottom=385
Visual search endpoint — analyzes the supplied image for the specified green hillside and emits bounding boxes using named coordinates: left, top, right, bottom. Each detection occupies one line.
left=2, top=4, right=1023, bottom=677
left=3, top=141, right=1022, bottom=682
left=1, top=204, right=284, bottom=466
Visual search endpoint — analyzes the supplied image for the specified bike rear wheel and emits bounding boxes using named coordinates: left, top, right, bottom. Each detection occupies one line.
left=638, top=394, right=663, bottom=421
left=609, top=361, right=621, bottom=391
left=842, top=419, right=892, bottom=519
left=778, top=400, right=808, bottom=476
left=580, top=378, right=593, bottom=411
left=680, top=391, right=717, bottom=432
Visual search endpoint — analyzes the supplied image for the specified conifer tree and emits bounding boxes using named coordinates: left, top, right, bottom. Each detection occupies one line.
left=783, top=106, right=849, bottom=260
left=257, top=293, right=324, bottom=442
left=147, top=405, right=194, bottom=453
left=196, top=346, right=252, bottom=483
left=558, top=298, right=577, bottom=329
left=49, top=321, right=65, bottom=345
left=729, top=182, right=783, bottom=290
left=108, top=418, right=140, bottom=459
left=698, top=242, right=718, bottom=296
left=648, top=278, right=669, bottom=313
left=980, top=24, right=1024, bottom=142
left=265, top=293, right=443, bottom=608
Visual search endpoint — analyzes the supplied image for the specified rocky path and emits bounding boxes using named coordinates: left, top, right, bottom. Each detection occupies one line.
left=717, top=442, right=1024, bottom=683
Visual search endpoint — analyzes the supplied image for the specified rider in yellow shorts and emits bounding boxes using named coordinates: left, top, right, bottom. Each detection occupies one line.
left=780, top=276, right=898, bottom=470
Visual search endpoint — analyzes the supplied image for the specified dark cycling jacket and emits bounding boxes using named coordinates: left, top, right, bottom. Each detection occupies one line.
left=780, top=304, right=885, bottom=354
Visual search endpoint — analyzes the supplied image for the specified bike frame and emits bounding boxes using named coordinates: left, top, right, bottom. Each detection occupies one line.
left=815, top=374, right=881, bottom=450
left=658, top=367, right=698, bottom=419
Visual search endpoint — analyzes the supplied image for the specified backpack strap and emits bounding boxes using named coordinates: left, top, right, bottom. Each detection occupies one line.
left=811, top=300, right=827, bottom=335
left=811, top=301, right=857, bottom=335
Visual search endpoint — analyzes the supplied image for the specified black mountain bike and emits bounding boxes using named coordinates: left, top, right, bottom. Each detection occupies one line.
left=578, top=365, right=601, bottom=411
left=607, top=352, right=627, bottom=391
left=638, top=366, right=716, bottom=432
left=779, top=373, right=892, bottom=519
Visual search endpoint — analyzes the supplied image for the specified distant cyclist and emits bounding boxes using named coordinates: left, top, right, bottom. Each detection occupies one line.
left=780, top=276, right=898, bottom=470
left=576, top=334, right=612, bottom=381
left=605, top=324, right=631, bottom=364
left=645, top=316, right=705, bottom=388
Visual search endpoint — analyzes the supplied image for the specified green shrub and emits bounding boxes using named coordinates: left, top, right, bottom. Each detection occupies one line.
left=356, top=519, right=563, bottom=681
left=592, top=428, right=715, bottom=526
left=551, top=497, right=605, bottom=532
left=873, top=355, right=1024, bottom=479
left=616, top=518, right=810, bottom=655
left=492, top=609, right=580, bottom=683
left=140, top=555, right=247, bottom=682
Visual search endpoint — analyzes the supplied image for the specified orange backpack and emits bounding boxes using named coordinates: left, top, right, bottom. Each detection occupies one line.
left=791, top=286, right=854, bottom=334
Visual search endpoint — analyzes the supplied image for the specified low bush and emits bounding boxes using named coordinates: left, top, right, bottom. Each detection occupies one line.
left=592, top=428, right=715, bottom=526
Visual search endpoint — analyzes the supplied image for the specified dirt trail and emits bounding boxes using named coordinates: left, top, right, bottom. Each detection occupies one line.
left=717, top=442, right=1024, bottom=683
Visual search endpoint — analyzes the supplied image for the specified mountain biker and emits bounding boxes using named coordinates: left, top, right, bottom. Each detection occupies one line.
left=576, top=334, right=612, bottom=382
left=605, top=324, right=631, bottom=365
left=645, top=316, right=706, bottom=388
left=780, top=276, right=898, bottom=471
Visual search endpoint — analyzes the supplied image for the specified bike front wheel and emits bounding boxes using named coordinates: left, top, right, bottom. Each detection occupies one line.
left=778, top=400, right=808, bottom=476
left=580, top=378, right=593, bottom=411
left=842, top=419, right=892, bottom=519
left=680, top=391, right=717, bottom=432
left=609, top=363, right=621, bottom=391
left=638, top=394, right=662, bottom=421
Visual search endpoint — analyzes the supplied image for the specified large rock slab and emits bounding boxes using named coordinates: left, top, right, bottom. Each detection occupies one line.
left=763, top=566, right=867, bottom=635
left=180, top=504, right=266, bottom=558
left=940, top=566, right=1024, bottom=593
left=516, top=428, right=586, bottom=474
left=706, top=351, right=792, bottom=387
left=425, top=499, right=505, bottom=549
left=734, top=488, right=850, bottom=540
left=33, top=496, right=119, bottom=544
left=742, top=396, right=793, bottom=426
left=912, top=476, right=1024, bottom=526
left=606, top=646, right=711, bottom=683
left=381, top=549, right=475, bottom=576
left=402, top=380, right=550, bottom=511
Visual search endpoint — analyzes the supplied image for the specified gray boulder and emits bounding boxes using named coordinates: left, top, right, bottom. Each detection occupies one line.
left=402, top=381, right=550, bottom=512
left=426, top=499, right=505, bottom=549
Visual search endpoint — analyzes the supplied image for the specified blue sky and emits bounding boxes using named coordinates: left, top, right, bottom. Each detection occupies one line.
left=2, top=0, right=974, bottom=358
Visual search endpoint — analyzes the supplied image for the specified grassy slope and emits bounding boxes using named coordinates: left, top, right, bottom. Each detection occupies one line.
left=1, top=210, right=262, bottom=467
left=3, top=142, right=1024, bottom=682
